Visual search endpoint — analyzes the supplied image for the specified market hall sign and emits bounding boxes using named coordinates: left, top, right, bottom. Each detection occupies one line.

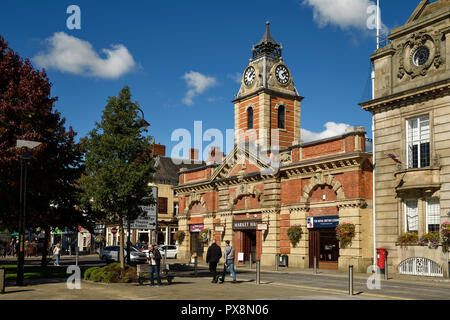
left=232, top=219, right=262, bottom=230
left=307, top=216, right=339, bottom=229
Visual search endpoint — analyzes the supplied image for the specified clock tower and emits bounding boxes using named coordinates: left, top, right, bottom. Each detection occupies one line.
left=233, top=22, right=303, bottom=151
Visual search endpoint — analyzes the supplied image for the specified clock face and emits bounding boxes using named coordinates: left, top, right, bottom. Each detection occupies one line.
left=275, top=65, right=290, bottom=84
left=413, top=46, right=430, bottom=67
left=244, top=66, right=256, bottom=86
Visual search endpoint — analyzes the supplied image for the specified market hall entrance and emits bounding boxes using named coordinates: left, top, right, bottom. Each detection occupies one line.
left=242, top=230, right=256, bottom=263
left=308, top=216, right=340, bottom=270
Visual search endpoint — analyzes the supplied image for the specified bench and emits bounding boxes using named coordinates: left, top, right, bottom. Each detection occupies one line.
left=137, top=264, right=174, bottom=285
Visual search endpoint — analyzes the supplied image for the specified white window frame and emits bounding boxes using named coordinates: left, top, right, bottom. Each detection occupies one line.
left=426, top=198, right=440, bottom=233
left=404, top=200, right=419, bottom=233
left=406, top=115, right=430, bottom=169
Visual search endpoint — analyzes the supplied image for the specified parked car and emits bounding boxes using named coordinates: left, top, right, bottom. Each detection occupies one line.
left=156, top=245, right=178, bottom=259
left=99, top=245, right=147, bottom=264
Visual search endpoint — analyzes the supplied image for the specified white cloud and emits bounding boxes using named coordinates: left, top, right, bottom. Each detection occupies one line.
left=302, top=0, right=388, bottom=33
left=182, top=71, right=218, bottom=106
left=33, top=32, right=136, bottom=79
left=301, top=122, right=351, bottom=143
left=227, top=72, right=242, bottom=84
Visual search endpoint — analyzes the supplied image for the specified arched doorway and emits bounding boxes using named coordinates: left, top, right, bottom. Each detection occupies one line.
left=303, top=176, right=344, bottom=270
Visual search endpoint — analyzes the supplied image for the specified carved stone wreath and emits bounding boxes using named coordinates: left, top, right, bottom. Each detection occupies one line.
left=228, top=183, right=263, bottom=210
left=397, top=31, right=443, bottom=79
left=184, top=192, right=206, bottom=214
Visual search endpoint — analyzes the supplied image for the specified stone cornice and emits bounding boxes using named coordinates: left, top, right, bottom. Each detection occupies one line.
left=282, top=153, right=371, bottom=179
left=336, top=199, right=368, bottom=209
left=359, top=78, right=450, bottom=115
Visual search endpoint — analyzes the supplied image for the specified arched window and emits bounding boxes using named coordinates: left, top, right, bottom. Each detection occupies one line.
left=247, top=107, right=253, bottom=130
left=278, top=105, right=285, bottom=129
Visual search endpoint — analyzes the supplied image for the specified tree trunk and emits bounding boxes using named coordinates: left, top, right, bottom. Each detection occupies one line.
left=41, top=226, right=50, bottom=267
left=119, top=217, right=125, bottom=270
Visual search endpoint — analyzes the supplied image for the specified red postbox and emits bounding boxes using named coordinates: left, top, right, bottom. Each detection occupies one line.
left=376, top=248, right=387, bottom=270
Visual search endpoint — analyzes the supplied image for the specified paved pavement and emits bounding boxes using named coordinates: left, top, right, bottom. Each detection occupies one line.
left=1, top=254, right=450, bottom=300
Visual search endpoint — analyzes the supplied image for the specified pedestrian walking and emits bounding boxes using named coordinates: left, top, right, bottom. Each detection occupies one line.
left=53, top=243, right=61, bottom=266
left=7, top=237, right=15, bottom=257
left=220, top=240, right=236, bottom=283
left=147, top=244, right=162, bottom=287
left=206, top=241, right=222, bottom=283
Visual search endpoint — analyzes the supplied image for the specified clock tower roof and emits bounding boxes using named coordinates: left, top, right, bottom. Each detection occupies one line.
left=252, top=21, right=282, bottom=60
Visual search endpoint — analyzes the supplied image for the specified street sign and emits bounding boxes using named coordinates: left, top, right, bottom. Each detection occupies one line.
left=257, top=223, right=268, bottom=231
left=214, top=225, right=224, bottom=232
left=123, top=187, right=158, bottom=230
left=111, top=227, right=118, bottom=234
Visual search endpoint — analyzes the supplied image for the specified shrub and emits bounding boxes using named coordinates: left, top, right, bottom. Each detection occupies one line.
left=286, top=225, right=302, bottom=247
left=84, top=267, right=100, bottom=280
left=397, top=233, right=419, bottom=248
left=90, top=268, right=105, bottom=282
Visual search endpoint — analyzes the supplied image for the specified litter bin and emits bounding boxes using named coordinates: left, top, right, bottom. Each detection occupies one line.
left=279, top=255, right=288, bottom=267
left=0, top=267, right=5, bottom=294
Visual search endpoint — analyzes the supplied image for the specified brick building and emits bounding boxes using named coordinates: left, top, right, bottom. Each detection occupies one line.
left=174, top=23, right=374, bottom=272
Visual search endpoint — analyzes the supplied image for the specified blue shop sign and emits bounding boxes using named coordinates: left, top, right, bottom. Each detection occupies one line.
left=307, top=216, right=339, bottom=229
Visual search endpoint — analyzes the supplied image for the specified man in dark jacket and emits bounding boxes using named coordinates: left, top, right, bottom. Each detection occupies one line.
left=147, top=244, right=162, bottom=287
left=206, top=241, right=222, bottom=283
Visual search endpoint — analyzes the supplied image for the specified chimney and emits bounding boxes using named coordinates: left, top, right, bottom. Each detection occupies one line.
left=189, top=148, right=199, bottom=162
left=152, top=143, right=166, bottom=157
left=206, top=146, right=224, bottom=165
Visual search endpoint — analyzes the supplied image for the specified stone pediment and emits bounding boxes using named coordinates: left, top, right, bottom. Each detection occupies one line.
left=210, top=144, right=275, bottom=181
left=406, top=0, right=450, bottom=24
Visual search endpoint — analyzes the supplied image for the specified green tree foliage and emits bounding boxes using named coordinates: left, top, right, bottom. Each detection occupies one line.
left=78, top=86, right=155, bottom=269
left=0, top=35, right=86, bottom=266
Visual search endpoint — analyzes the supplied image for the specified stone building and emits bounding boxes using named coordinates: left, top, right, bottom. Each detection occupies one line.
left=174, top=23, right=374, bottom=272
left=360, top=0, right=450, bottom=277
left=105, top=143, right=204, bottom=247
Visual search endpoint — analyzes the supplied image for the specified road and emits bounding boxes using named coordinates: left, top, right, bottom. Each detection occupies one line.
left=2, top=254, right=450, bottom=300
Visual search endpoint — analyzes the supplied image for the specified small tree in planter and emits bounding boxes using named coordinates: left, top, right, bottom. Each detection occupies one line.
left=441, top=222, right=450, bottom=251
left=336, top=223, right=356, bottom=249
left=174, top=231, right=185, bottom=245
left=287, top=225, right=302, bottom=247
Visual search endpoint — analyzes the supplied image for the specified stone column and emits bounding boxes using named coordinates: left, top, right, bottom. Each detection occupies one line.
left=261, top=208, right=280, bottom=266
left=288, top=206, right=309, bottom=268
left=337, top=199, right=368, bottom=273
left=177, top=215, right=190, bottom=260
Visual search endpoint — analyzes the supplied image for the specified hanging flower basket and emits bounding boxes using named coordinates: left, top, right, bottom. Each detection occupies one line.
left=200, top=229, right=210, bottom=243
left=287, top=225, right=302, bottom=247
left=174, top=231, right=185, bottom=245
left=441, top=222, right=450, bottom=251
left=336, top=223, right=355, bottom=249
left=94, top=235, right=105, bottom=243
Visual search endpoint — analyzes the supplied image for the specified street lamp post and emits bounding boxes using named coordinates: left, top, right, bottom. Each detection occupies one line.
left=16, top=140, right=41, bottom=286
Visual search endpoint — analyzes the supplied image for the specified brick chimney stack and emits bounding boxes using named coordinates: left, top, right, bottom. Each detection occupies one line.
left=206, top=146, right=224, bottom=164
left=189, top=148, right=199, bottom=161
left=152, top=143, right=166, bottom=157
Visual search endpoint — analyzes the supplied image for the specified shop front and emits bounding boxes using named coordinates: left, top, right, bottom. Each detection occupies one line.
left=233, top=218, right=262, bottom=264
left=307, top=216, right=339, bottom=270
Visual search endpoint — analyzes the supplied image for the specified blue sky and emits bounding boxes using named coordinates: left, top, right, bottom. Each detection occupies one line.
left=0, top=0, right=421, bottom=158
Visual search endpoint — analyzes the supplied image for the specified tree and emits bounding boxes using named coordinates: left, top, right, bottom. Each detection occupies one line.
left=78, top=86, right=155, bottom=269
left=0, top=35, right=86, bottom=266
